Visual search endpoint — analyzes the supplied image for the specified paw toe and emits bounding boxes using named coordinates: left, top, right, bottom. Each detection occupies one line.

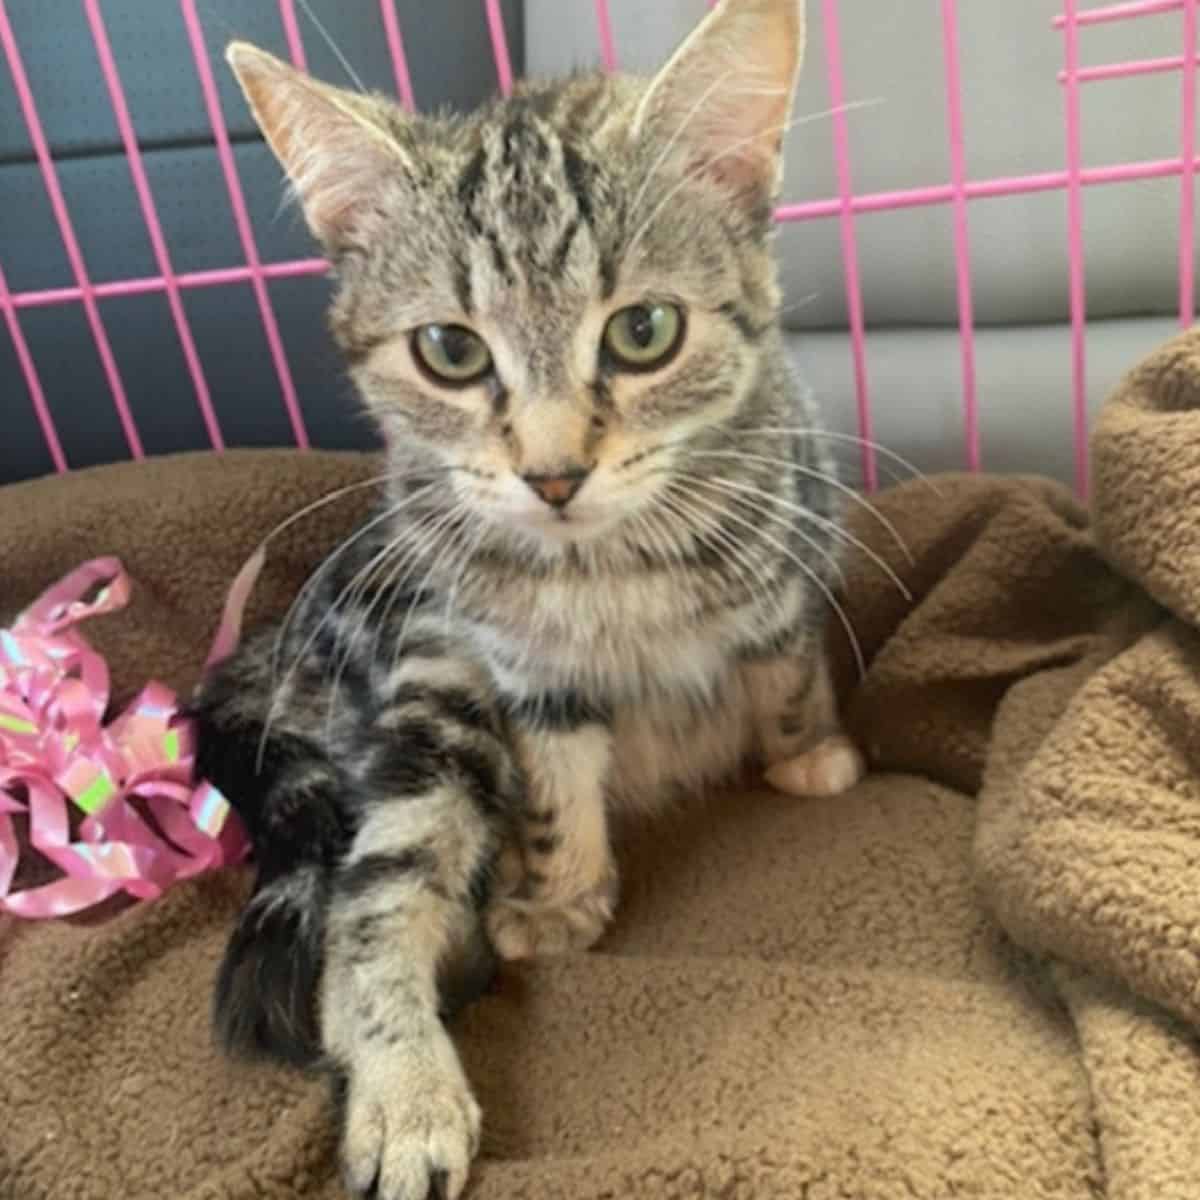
left=340, top=1063, right=479, bottom=1200
left=487, top=903, right=538, bottom=960
left=486, top=888, right=612, bottom=961
left=766, top=735, right=865, bottom=797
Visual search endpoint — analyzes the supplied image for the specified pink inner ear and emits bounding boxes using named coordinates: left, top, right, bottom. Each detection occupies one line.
left=636, top=1, right=803, bottom=202
left=234, top=61, right=403, bottom=248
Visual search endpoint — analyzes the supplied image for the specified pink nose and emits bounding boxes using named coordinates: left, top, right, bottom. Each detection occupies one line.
left=521, top=469, right=589, bottom=510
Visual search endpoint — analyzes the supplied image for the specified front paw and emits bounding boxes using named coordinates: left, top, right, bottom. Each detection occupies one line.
left=339, top=1029, right=481, bottom=1200
left=765, top=733, right=865, bottom=797
left=485, top=873, right=617, bottom=961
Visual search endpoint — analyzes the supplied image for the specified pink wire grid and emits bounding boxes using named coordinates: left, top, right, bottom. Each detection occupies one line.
left=0, top=0, right=1197, bottom=497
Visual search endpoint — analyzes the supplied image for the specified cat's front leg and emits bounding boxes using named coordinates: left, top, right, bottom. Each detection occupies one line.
left=742, top=643, right=865, bottom=796
left=324, top=799, right=488, bottom=1200
left=486, top=721, right=617, bottom=960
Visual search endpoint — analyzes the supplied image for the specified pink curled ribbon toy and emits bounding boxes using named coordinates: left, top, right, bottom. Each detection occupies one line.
left=0, top=555, right=258, bottom=918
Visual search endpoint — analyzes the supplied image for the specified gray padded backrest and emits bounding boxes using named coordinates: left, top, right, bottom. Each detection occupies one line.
left=0, top=0, right=523, bottom=485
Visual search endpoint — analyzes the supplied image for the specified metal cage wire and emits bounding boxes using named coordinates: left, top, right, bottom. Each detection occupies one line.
left=0, top=0, right=1197, bottom=496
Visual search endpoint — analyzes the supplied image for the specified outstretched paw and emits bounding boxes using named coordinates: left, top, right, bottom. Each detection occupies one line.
left=339, top=1029, right=481, bottom=1200
left=765, top=734, right=865, bottom=797
left=486, top=873, right=617, bottom=961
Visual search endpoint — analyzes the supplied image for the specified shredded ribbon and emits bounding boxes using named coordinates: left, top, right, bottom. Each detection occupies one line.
left=0, top=556, right=254, bottom=918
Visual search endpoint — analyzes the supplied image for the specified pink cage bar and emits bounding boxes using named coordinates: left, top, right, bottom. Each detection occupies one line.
left=0, top=0, right=1198, bottom=497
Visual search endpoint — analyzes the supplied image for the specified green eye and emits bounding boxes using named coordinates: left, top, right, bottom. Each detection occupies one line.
left=602, top=303, right=685, bottom=371
left=412, top=324, right=493, bottom=385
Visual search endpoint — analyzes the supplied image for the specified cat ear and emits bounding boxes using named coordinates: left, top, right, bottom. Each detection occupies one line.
left=226, top=41, right=410, bottom=248
left=633, top=0, right=805, bottom=205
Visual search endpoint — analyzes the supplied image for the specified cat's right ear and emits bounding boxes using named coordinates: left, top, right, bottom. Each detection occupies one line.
left=226, top=41, right=411, bottom=250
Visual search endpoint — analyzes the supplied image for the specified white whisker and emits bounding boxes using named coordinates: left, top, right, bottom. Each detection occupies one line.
left=626, top=507, right=688, bottom=625
left=627, top=69, right=735, bottom=227
left=776, top=292, right=820, bottom=317
left=440, top=515, right=491, bottom=641
left=372, top=503, right=469, bottom=667
left=677, top=481, right=866, bottom=679
left=684, top=471, right=909, bottom=601
left=691, top=447, right=916, bottom=566
left=655, top=484, right=780, bottom=616
left=269, top=479, right=442, bottom=688
left=326, top=499, right=454, bottom=681
left=626, top=97, right=884, bottom=260
left=257, top=470, right=398, bottom=549
left=733, top=428, right=941, bottom=494
left=385, top=504, right=475, bottom=671
left=320, top=502, right=469, bottom=738
left=672, top=471, right=849, bottom=591
left=295, top=0, right=367, bottom=92
left=261, top=522, right=413, bottom=769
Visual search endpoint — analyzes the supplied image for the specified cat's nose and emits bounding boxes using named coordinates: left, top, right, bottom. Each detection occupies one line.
left=521, top=467, right=590, bottom=510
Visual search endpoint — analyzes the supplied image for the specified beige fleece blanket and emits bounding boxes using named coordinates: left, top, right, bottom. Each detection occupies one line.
left=3, top=330, right=1199, bottom=1198
left=976, top=325, right=1200, bottom=1199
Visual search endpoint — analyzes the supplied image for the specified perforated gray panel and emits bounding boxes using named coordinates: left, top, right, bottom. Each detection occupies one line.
left=0, top=0, right=523, bottom=484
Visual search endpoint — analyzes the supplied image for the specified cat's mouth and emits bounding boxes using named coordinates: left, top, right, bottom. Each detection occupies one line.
left=515, top=504, right=605, bottom=543
left=501, top=495, right=629, bottom=548
left=477, top=473, right=603, bottom=545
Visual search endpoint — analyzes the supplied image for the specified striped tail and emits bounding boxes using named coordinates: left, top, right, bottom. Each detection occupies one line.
left=192, top=681, right=354, bottom=1067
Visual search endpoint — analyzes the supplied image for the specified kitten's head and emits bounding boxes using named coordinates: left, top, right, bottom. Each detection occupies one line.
left=228, top=0, right=805, bottom=549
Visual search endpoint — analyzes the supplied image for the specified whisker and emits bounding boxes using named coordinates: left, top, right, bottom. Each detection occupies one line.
left=637, top=504, right=687, bottom=572
left=440, top=515, right=491, bottom=641
left=672, top=471, right=848, bottom=591
left=338, top=505, right=447, bottom=655
left=682, top=472, right=911, bottom=602
left=627, top=69, right=735, bottom=227
left=261, top=494, right=447, bottom=766
left=256, top=470, right=400, bottom=549
left=385, top=505, right=474, bottom=672
left=366, top=502, right=466, bottom=668
left=264, top=471, right=437, bottom=671
left=732, top=428, right=941, bottom=494
left=655, top=484, right=783, bottom=618
left=676, top=482, right=867, bottom=679
left=261, top=525, right=410, bottom=769
left=776, top=292, right=820, bottom=317
left=736, top=432, right=904, bottom=481
left=327, top=531, right=420, bottom=686
left=817, top=447, right=909, bottom=488
left=366, top=505, right=458, bottom=653
left=626, top=97, right=884, bottom=259
left=269, top=479, right=442, bottom=687
left=295, top=0, right=367, bottom=91
left=321, top=503, right=465, bottom=737
left=631, top=499, right=705, bottom=622
left=690, top=448, right=916, bottom=567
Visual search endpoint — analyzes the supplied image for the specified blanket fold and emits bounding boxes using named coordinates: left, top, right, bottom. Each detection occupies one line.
left=971, top=325, right=1200, bottom=1198
left=4, top=330, right=1200, bottom=1198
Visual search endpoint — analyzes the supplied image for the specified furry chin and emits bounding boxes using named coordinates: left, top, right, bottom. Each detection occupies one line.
left=500, top=505, right=630, bottom=551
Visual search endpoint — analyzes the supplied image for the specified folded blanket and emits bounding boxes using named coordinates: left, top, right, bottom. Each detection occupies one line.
left=2, top=323, right=1197, bottom=1197
left=976, top=325, right=1200, bottom=1200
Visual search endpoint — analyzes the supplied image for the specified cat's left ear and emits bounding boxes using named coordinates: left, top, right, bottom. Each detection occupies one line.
left=227, top=41, right=412, bottom=250
left=633, top=0, right=805, bottom=208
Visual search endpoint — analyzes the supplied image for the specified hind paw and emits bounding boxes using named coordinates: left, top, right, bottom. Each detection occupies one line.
left=765, top=734, right=865, bottom=797
left=486, top=874, right=616, bottom=961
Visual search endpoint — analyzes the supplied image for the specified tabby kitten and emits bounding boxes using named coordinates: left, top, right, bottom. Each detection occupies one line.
left=194, top=1, right=864, bottom=1196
